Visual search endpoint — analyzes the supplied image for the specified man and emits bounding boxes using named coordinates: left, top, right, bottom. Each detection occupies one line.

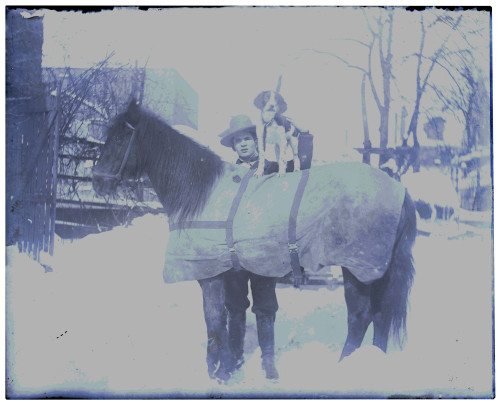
left=219, top=115, right=295, bottom=173
left=218, top=114, right=294, bottom=380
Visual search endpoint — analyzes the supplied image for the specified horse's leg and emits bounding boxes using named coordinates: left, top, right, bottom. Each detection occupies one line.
left=370, top=277, right=390, bottom=352
left=198, top=274, right=231, bottom=381
left=371, top=190, right=416, bottom=352
left=340, top=266, right=373, bottom=361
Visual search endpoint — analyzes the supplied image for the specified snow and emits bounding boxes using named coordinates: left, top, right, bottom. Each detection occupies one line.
left=6, top=214, right=493, bottom=399
left=401, top=170, right=460, bottom=211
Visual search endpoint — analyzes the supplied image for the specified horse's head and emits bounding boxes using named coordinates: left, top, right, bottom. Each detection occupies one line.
left=92, top=100, right=143, bottom=196
left=93, top=99, right=225, bottom=222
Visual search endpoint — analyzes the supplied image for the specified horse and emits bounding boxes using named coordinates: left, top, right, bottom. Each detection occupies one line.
left=92, top=100, right=417, bottom=380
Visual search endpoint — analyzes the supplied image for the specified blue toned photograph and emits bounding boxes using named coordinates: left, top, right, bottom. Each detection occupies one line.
left=5, top=4, right=493, bottom=399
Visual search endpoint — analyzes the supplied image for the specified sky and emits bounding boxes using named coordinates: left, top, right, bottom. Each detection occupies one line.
left=36, top=5, right=492, bottom=162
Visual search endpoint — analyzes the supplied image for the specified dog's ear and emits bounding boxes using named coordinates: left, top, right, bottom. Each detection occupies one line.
left=253, top=91, right=270, bottom=110
left=276, top=93, right=287, bottom=114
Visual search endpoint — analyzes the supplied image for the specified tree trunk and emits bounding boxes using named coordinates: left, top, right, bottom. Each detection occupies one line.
left=378, top=105, right=390, bottom=166
left=361, top=74, right=371, bottom=164
left=377, top=10, right=393, bottom=167
left=407, top=95, right=422, bottom=172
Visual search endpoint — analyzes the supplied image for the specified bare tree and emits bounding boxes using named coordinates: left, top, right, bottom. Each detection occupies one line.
left=44, top=56, right=152, bottom=234
left=365, top=8, right=394, bottom=161
left=426, top=40, right=490, bottom=210
left=360, top=73, right=371, bottom=164
left=306, top=8, right=395, bottom=167
left=399, top=12, right=463, bottom=173
left=430, top=50, right=489, bottom=153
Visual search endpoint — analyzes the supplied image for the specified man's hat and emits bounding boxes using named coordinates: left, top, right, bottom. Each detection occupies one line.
left=219, top=115, right=256, bottom=148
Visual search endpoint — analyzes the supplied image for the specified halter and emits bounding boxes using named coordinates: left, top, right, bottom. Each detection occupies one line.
left=94, top=121, right=138, bottom=181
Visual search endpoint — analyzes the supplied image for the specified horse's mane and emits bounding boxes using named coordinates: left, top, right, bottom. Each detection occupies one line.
left=118, top=104, right=225, bottom=223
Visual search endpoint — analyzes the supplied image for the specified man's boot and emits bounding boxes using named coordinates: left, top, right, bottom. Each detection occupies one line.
left=228, top=311, right=246, bottom=372
left=206, top=337, right=219, bottom=379
left=256, top=314, right=279, bottom=380
left=214, top=350, right=233, bottom=383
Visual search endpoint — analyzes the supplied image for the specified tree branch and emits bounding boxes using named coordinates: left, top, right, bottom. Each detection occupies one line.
left=301, top=48, right=367, bottom=73
left=327, top=37, right=371, bottom=48
left=366, top=37, right=382, bottom=111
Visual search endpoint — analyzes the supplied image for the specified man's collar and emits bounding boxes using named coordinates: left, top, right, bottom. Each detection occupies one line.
left=236, top=155, right=259, bottom=165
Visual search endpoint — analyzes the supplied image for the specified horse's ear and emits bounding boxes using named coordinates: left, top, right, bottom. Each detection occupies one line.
left=127, top=98, right=139, bottom=112
left=125, top=98, right=141, bottom=123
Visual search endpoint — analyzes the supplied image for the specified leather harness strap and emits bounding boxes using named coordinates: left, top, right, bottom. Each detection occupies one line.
left=168, top=168, right=310, bottom=286
left=93, top=121, right=137, bottom=181
left=168, top=169, right=254, bottom=270
left=225, top=169, right=255, bottom=270
left=288, top=169, right=310, bottom=288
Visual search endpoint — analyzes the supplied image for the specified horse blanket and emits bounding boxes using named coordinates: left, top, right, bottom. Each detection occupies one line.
left=163, top=162, right=405, bottom=284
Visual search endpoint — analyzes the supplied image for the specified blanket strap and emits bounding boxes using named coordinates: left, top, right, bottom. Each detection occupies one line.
left=169, top=168, right=309, bottom=283
left=288, top=169, right=310, bottom=288
left=168, top=169, right=254, bottom=271
left=226, top=169, right=255, bottom=270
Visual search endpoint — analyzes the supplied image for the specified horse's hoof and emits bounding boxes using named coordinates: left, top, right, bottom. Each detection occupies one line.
left=207, top=362, right=218, bottom=379
left=214, top=366, right=232, bottom=384
left=234, top=356, right=245, bottom=371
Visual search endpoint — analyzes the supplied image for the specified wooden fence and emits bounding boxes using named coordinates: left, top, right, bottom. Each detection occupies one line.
left=6, top=9, right=59, bottom=260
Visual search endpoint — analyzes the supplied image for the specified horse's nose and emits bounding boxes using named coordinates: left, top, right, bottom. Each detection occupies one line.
left=92, top=174, right=111, bottom=197
left=92, top=176, right=104, bottom=196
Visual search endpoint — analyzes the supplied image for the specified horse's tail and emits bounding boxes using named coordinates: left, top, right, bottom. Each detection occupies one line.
left=378, top=189, right=417, bottom=348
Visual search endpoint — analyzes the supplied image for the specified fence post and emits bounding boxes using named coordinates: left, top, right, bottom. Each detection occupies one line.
left=6, top=8, right=56, bottom=260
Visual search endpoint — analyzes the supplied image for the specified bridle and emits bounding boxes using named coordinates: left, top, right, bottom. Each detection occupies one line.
left=93, top=121, right=138, bottom=181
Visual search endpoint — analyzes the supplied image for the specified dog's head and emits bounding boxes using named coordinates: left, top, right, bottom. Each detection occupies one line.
left=253, top=90, right=288, bottom=123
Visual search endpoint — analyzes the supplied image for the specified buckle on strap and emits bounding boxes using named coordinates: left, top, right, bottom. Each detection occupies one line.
left=288, top=243, right=298, bottom=252
left=228, top=247, right=236, bottom=253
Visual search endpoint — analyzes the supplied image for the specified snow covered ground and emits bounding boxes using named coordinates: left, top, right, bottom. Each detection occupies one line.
left=6, top=213, right=494, bottom=399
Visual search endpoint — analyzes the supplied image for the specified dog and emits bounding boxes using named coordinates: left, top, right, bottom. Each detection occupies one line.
left=253, top=84, right=301, bottom=177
